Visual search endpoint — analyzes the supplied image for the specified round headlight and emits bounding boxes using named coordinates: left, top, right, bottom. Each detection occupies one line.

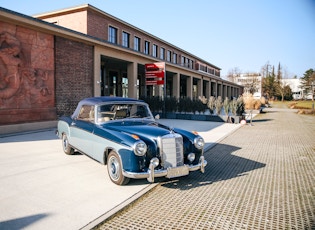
left=187, top=153, right=195, bottom=162
left=194, top=136, right=205, bottom=149
left=134, top=141, right=147, bottom=156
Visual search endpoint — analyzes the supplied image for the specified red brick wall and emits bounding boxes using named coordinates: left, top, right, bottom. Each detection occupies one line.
left=55, top=36, right=94, bottom=117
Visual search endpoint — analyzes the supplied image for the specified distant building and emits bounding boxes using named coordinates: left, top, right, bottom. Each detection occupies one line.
left=281, top=78, right=303, bottom=100
left=232, top=73, right=262, bottom=98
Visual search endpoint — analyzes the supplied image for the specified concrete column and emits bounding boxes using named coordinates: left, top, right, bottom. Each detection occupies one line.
left=209, top=80, right=212, bottom=97
left=212, top=80, right=217, bottom=97
left=127, top=62, right=137, bottom=98
left=198, top=78, right=202, bottom=98
left=94, top=52, right=101, bottom=96
left=206, top=80, right=210, bottom=98
left=173, top=73, right=180, bottom=99
left=187, top=76, right=193, bottom=98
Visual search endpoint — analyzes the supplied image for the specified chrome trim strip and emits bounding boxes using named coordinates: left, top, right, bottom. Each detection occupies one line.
left=122, top=159, right=208, bottom=181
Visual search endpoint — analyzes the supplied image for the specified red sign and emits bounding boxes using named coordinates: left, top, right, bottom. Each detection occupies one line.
left=145, top=62, right=165, bottom=86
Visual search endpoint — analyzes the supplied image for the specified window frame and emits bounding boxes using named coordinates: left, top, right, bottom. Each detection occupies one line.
left=108, top=26, right=118, bottom=44
left=152, top=44, right=158, bottom=57
left=160, top=47, right=165, bottom=60
left=134, top=36, right=141, bottom=51
left=144, top=40, right=150, bottom=55
left=122, top=31, right=130, bottom=48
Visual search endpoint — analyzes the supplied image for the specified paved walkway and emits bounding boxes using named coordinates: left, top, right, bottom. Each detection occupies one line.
left=96, top=104, right=315, bottom=230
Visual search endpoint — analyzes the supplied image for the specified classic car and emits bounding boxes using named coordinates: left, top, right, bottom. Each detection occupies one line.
left=56, top=96, right=207, bottom=185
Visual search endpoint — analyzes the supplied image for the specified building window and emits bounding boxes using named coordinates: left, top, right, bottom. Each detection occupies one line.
left=160, top=47, right=165, bottom=60
left=190, top=60, right=194, bottom=69
left=144, top=41, right=150, bottom=55
left=181, top=56, right=185, bottom=66
left=152, top=44, right=158, bottom=57
left=167, top=50, right=171, bottom=62
left=122, top=31, right=130, bottom=48
left=134, top=36, right=141, bottom=51
left=108, top=26, right=118, bottom=44
left=173, top=53, right=177, bottom=64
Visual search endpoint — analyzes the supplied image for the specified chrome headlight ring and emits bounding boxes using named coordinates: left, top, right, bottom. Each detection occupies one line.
left=133, top=140, right=147, bottom=156
left=194, top=136, right=205, bottom=150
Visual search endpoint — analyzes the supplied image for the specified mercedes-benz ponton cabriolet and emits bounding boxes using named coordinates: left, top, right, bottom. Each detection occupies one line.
left=56, top=97, right=207, bottom=185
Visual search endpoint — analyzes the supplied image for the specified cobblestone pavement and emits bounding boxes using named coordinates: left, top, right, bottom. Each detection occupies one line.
left=95, top=104, right=315, bottom=230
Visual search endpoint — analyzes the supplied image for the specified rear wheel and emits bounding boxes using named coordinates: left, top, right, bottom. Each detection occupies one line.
left=62, top=134, right=74, bottom=155
left=107, top=151, right=130, bottom=185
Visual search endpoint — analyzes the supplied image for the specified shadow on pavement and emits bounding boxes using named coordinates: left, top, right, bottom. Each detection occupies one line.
left=251, top=118, right=273, bottom=123
left=161, top=143, right=266, bottom=190
left=0, top=213, right=49, bottom=230
left=0, top=129, right=58, bottom=143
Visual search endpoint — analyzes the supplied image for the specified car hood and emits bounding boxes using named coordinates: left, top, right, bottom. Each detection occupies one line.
left=103, top=120, right=173, bottom=139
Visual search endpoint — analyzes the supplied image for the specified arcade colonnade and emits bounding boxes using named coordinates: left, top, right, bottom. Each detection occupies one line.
left=94, top=47, right=241, bottom=100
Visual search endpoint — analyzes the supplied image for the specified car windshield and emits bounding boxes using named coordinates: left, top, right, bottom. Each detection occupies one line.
left=96, top=103, right=153, bottom=123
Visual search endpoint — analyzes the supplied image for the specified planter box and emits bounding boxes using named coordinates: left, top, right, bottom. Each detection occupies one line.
left=165, top=112, right=176, bottom=119
left=176, top=114, right=192, bottom=120
left=156, top=112, right=227, bottom=122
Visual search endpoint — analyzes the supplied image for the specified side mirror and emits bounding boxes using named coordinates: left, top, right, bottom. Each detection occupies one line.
left=155, top=114, right=160, bottom=120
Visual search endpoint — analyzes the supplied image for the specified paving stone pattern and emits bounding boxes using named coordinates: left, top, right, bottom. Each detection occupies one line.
left=96, top=104, right=315, bottom=230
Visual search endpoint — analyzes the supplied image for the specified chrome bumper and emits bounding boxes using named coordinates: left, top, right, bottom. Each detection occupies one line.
left=122, top=156, right=207, bottom=183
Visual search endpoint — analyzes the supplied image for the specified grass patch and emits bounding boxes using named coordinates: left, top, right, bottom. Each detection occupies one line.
left=287, top=101, right=314, bottom=109
left=286, top=100, right=315, bottom=115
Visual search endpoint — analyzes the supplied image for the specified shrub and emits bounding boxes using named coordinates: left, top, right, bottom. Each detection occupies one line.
left=223, top=97, right=230, bottom=115
left=193, top=98, right=206, bottom=113
left=215, top=96, right=223, bottom=115
left=230, top=98, right=237, bottom=115
left=236, top=96, right=245, bottom=115
left=140, top=96, right=162, bottom=113
left=165, top=96, right=177, bottom=113
left=207, top=96, right=215, bottom=114
left=178, top=97, right=192, bottom=113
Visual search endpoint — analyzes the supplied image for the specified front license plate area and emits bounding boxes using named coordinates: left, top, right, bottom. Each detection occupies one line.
left=166, top=165, right=189, bottom=178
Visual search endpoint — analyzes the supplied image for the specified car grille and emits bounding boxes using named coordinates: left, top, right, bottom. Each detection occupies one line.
left=158, top=133, right=184, bottom=168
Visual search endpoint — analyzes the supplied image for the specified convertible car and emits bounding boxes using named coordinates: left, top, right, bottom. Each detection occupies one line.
left=56, top=97, right=207, bottom=185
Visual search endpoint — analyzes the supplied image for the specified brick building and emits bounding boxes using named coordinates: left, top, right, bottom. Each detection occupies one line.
left=0, top=4, right=243, bottom=125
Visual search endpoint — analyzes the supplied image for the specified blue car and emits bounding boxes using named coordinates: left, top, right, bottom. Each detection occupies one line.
left=56, top=97, right=207, bottom=185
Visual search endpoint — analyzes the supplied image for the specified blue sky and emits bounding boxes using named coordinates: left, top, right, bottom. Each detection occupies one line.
left=1, top=0, right=314, bottom=78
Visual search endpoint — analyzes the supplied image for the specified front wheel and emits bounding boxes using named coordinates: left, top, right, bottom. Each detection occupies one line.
left=62, top=133, right=74, bottom=155
left=107, top=151, right=130, bottom=185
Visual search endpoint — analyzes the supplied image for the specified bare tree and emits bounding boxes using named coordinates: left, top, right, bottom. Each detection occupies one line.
left=226, top=67, right=241, bottom=83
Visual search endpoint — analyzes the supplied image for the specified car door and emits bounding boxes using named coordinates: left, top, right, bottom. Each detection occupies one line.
left=69, top=105, right=95, bottom=155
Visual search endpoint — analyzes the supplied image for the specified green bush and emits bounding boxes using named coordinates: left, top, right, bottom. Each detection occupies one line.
left=140, top=96, right=163, bottom=113
left=165, top=96, right=178, bottom=113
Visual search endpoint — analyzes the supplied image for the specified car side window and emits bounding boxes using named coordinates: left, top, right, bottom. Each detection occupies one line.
left=78, top=105, right=94, bottom=122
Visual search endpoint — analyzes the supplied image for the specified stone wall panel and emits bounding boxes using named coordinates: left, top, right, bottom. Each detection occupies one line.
left=0, top=21, right=56, bottom=125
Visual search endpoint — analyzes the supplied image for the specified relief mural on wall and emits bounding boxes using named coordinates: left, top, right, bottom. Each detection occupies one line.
left=0, top=22, right=55, bottom=125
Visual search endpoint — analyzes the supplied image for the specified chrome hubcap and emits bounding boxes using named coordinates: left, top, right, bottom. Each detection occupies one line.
left=109, top=157, right=120, bottom=181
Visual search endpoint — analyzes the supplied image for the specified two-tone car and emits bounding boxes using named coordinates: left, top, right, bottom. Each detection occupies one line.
left=56, top=96, right=207, bottom=185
